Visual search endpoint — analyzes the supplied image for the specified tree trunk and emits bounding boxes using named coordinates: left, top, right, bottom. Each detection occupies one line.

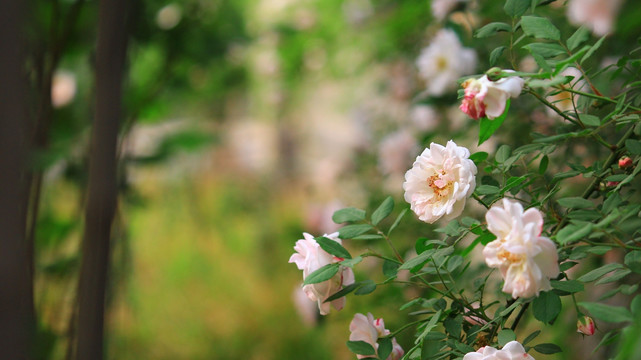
left=75, top=0, right=130, bottom=358
left=0, top=0, right=34, bottom=358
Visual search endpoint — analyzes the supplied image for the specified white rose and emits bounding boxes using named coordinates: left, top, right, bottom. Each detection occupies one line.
left=349, top=313, right=404, bottom=360
left=483, top=199, right=560, bottom=298
left=463, top=341, right=535, bottom=360
left=289, top=232, right=355, bottom=315
left=416, top=29, right=477, bottom=97
left=567, top=0, right=623, bottom=36
left=459, top=72, right=524, bottom=120
left=403, top=141, right=477, bottom=224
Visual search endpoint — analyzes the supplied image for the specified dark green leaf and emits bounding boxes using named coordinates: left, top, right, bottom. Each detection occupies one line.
left=556, top=223, right=592, bottom=244
left=625, top=251, right=641, bottom=274
left=341, top=256, right=363, bottom=267
left=625, top=139, right=641, bottom=155
left=504, top=0, right=530, bottom=17
left=315, top=236, right=352, bottom=259
left=579, top=114, right=601, bottom=127
left=521, top=16, right=560, bottom=40
left=533, top=291, right=561, bottom=323
left=533, top=343, right=562, bottom=354
left=595, top=269, right=632, bottom=285
left=557, top=197, right=594, bottom=209
left=346, top=340, right=376, bottom=356
left=578, top=263, right=624, bottom=282
left=371, top=196, right=394, bottom=226
left=399, top=251, right=431, bottom=271
left=383, top=259, right=400, bottom=278
left=303, top=263, right=339, bottom=285
left=523, top=43, right=566, bottom=58
left=551, top=279, right=584, bottom=293
left=579, top=302, right=633, bottom=323
left=498, top=329, right=516, bottom=346
left=325, top=282, right=359, bottom=302
left=378, top=337, right=392, bottom=360
left=567, top=26, right=590, bottom=51
left=354, top=280, right=377, bottom=295
left=490, top=46, right=507, bottom=66
left=476, top=185, right=500, bottom=195
left=332, top=207, right=366, bottom=223
left=388, top=208, right=408, bottom=235
left=523, top=330, right=541, bottom=345
left=339, top=224, right=373, bottom=239
left=475, top=22, right=512, bottom=38
left=581, top=36, right=606, bottom=64
left=470, top=151, right=489, bottom=164
left=538, top=155, right=548, bottom=174
left=478, top=100, right=510, bottom=145
left=496, top=145, right=511, bottom=163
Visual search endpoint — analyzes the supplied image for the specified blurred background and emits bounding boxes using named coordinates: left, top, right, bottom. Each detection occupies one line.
left=7, top=0, right=641, bottom=359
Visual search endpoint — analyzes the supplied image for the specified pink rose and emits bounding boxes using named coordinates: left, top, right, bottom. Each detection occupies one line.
left=349, top=313, right=404, bottom=360
left=289, top=232, right=355, bottom=315
left=460, top=72, right=524, bottom=120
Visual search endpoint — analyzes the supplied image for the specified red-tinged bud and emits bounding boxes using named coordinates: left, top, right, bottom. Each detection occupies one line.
left=619, top=156, right=633, bottom=169
left=606, top=181, right=620, bottom=187
left=577, top=316, right=595, bottom=336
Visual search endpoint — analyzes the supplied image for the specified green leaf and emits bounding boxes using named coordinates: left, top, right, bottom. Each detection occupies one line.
left=578, top=263, right=624, bottom=282
left=341, top=256, right=363, bottom=267
left=556, top=222, right=593, bottom=244
left=475, top=22, right=512, bottom=38
left=557, top=197, right=594, bottom=209
left=538, top=155, right=549, bottom=174
left=533, top=343, right=562, bottom=354
left=579, top=114, right=601, bottom=127
left=415, top=310, right=442, bottom=344
left=498, top=329, right=516, bottom=346
left=579, top=302, right=633, bottom=323
left=490, top=46, right=507, bottom=66
left=504, top=0, right=530, bottom=17
left=567, top=26, right=590, bottom=51
left=581, top=36, right=606, bottom=64
left=625, top=139, right=641, bottom=155
left=521, top=16, right=560, bottom=40
left=496, top=145, right=512, bottom=163
left=388, top=208, right=408, bottom=235
left=303, top=263, right=339, bottom=285
left=476, top=185, right=500, bottom=195
left=332, top=207, right=366, bottom=223
left=378, top=337, right=392, bottom=360
left=399, top=252, right=431, bottom=271
left=523, top=43, right=566, bottom=58
left=478, top=100, right=510, bottom=145
left=533, top=291, right=561, bottom=323
left=371, top=196, right=394, bottom=226
left=315, top=237, right=352, bottom=259
left=346, top=340, right=376, bottom=356
left=325, top=282, right=359, bottom=302
left=470, top=151, right=488, bottom=164
left=354, top=280, right=377, bottom=295
left=523, top=330, right=541, bottom=345
left=383, top=259, right=400, bottom=278
left=551, top=279, right=584, bottom=293
left=339, top=224, right=373, bottom=239
left=625, top=251, right=641, bottom=274
left=595, top=269, right=632, bottom=285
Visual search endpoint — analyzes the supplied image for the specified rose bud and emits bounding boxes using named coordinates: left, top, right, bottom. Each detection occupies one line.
left=577, top=316, right=595, bottom=336
left=619, top=156, right=633, bottom=169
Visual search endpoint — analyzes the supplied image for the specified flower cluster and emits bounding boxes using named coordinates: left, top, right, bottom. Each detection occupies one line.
left=349, top=313, right=404, bottom=360
left=289, top=232, right=354, bottom=315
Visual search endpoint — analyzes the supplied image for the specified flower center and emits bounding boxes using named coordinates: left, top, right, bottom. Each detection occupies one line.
left=436, top=56, right=448, bottom=71
left=427, top=170, right=454, bottom=200
left=497, top=249, right=524, bottom=264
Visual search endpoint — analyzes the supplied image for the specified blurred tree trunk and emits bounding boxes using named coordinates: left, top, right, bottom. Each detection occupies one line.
left=74, top=0, right=130, bottom=358
left=0, top=0, right=34, bottom=358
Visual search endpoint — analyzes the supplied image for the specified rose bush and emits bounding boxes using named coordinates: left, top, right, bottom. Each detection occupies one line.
left=289, top=1, right=641, bottom=359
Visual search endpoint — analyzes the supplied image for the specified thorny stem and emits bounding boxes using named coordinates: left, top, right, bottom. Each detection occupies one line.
left=472, top=193, right=490, bottom=209
left=510, top=303, right=530, bottom=331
